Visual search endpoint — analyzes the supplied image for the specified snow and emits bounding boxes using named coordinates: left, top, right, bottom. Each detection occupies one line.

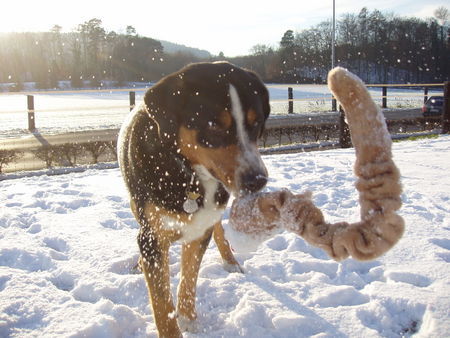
left=1, top=136, right=450, bottom=337
left=0, top=91, right=143, bottom=138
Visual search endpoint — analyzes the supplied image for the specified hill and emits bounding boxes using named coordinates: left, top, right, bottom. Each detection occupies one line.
left=159, top=39, right=211, bottom=58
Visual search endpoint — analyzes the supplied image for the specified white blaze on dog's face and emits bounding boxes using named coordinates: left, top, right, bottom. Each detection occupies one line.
left=228, top=84, right=268, bottom=195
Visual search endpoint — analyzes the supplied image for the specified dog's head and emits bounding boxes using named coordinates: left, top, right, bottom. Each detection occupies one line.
left=144, top=61, right=270, bottom=196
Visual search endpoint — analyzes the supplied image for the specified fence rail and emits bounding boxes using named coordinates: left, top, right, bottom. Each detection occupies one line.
left=0, top=82, right=445, bottom=131
left=0, top=86, right=149, bottom=96
left=0, top=81, right=448, bottom=173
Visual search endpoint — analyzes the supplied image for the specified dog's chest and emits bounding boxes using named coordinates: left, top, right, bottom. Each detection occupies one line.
left=162, top=165, right=226, bottom=243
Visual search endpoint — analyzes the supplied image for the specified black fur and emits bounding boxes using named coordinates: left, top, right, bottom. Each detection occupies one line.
left=137, top=225, right=161, bottom=267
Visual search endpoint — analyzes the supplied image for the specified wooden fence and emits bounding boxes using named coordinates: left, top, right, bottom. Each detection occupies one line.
left=0, top=81, right=449, bottom=173
left=0, top=82, right=443, bottom=131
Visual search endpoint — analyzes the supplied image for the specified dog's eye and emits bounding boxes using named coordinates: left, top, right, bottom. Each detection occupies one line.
left=247, top=118, right=263, bottom=141
left=199, top=119, right=234, bottom=148
left=207, top=121, right=222, bottom=130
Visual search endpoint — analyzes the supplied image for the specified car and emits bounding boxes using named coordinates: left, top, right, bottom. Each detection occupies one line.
left=422, top=96, right=444, bottom=116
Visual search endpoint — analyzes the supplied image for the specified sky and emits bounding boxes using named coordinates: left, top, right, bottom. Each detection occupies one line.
left=0, top=0, right=448, bottom=56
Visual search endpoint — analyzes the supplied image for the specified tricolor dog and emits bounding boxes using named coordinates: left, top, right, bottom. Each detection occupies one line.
left=118, top=62, right=270, bottom=337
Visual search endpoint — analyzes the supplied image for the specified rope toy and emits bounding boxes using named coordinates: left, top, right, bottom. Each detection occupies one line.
left=229, top=67, right=405, bottom=261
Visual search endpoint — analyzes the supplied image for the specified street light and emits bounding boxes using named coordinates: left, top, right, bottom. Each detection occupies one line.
left=332, top=0, right=336, bottom=69
left=331, top=0, right=337, bottom=111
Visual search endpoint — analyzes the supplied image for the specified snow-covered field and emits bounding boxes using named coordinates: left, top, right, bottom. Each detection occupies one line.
left=0, top=90, right=140, bottom=138
left=1, top=136, right=449, bottom=337
left=0, top=85, right=437, bottom=138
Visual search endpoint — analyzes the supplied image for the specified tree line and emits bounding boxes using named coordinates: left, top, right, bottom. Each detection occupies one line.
left=0, top=7, right=449, bottom=90
left=235, top=7, right=449, bottom=84
left=0, top=19, right=205, bottom=90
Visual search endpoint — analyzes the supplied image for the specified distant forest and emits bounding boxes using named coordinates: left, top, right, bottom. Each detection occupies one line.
left=0, top=7, right=449, bottom=90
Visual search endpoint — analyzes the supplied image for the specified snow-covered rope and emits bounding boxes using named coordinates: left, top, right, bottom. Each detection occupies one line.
left=229, top=67, right=405, bottom=261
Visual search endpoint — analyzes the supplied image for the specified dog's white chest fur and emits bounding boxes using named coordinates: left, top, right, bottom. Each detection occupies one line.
left=162, top=165, right=225, bottom=243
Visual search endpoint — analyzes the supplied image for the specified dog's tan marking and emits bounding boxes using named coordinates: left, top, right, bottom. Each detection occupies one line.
left=140, top=241, right=182, bottom=338
left=218, top=109, right=233, bottom=129
left=213, top=221, right=242, bottom=270
left=247, top=109, right=257, bottom=126
left=179, top=126, right=240, bottom=191
left=177, top=228, right=213, bottom=322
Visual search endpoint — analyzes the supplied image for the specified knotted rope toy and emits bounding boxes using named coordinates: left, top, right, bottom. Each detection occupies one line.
left=228, top=67, right=405, bottom=261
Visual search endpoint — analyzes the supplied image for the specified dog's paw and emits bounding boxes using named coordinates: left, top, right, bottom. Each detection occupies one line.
left=223, top=262, right=244, bottom=274
left=177, top=315, right=199, bottom=333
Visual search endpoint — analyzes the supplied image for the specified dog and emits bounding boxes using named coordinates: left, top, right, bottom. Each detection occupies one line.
left=118, top=61, right=270, bottom=337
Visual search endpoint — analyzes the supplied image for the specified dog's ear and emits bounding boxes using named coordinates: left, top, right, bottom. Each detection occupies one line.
left=244, top=70, right=270, bottom=139
left=261, top=86, right=270, bottom=122
left=246, top=70, right=270, bottom=122
left=258, top=82, right=270, bottom=138
left=143, top=75, right=184, bottom=147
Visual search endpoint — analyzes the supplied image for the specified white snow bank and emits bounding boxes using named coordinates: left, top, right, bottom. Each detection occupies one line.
left=1, top=136, right=450, bottom=337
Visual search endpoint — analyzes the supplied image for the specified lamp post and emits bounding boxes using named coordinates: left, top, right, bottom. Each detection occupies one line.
left=331, top=0, right=337, bottom=111
left=332, top=0, right=336, bottom=69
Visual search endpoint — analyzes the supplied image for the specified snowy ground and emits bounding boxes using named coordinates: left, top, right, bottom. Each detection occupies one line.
left=1, top=136, right=449, bottom=337
left=0, top=85, right=439, bottom=138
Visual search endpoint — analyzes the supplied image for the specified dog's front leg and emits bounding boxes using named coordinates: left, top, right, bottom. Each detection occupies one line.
left=177, top=228, right=213, bottom=332
left=213, top=221, right=243, bottom=273
left=138, top=229, right=181, bottom=338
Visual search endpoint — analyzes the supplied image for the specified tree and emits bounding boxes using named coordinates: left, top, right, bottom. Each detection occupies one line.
left=250, top=44, right=270, bottom=78
left=280, top=30, right=295, bottom=49
left=33, top=39, right=51, bottom=89
left=433, top=7, right=449, bottom=81
left=434, top=6, right=449, bottom=46
left=434, top=7, right=449, bottom=26
left=0, top=9, right=448, bottom=86
left=338, top=13, right=358, bottom=47
left=48, top=25, right=64, bottom=87
left=70, top=33, right=83, bottom=87
left=126, top=25, right=137, bottom=36
left=78, top=18, right=106, bottom=86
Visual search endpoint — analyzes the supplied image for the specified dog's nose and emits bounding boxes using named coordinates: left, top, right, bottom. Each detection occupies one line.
left=240, top=172, right=268, bottom=195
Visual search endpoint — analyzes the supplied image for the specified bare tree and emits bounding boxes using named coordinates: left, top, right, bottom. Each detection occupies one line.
left=434, top=6, right=449, bottom=26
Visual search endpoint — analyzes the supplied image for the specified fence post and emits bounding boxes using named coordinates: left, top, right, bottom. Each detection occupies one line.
left=288, top=87, right=293, bottom=114
left=382, top=86, right=387, bottom=109
left=339, top=105, right=351, bottom=148
left=129, top=91, right=136, bottom=112
left=332, top=96, right=337, bottom=111
left=424, top=86, right=428, bottom=103
left=442, top=81, right=450, bottom=134
left=27, top=95, right=36, bottom=132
